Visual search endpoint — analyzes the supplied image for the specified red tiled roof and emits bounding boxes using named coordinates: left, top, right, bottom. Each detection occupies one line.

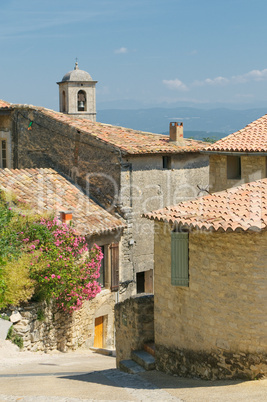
left=144, top=179, right=267, bottom=232
left=206, top=114, right=267, bottom=152
left=0, top=168, right=125, bottom=236
left=0, top=101, right=207, bottom=155
left=0, top=100, right=12, bottom=109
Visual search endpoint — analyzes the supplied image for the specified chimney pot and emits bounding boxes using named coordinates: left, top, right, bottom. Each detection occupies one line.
left=169, top=122, right=183, bottom=142
left=60, top=211, right=73, bottom=225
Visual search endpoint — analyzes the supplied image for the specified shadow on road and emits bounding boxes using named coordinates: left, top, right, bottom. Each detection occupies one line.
left=60, top=368, right=247, bottom=391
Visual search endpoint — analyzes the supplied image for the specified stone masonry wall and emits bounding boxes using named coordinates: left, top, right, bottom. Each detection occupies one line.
left=115, top=294, right=154, bottom=367
left=209, top=154, right=266, bottom=193
left=11, top=289, right=116, bottom=352
left=11, top=107, right=121, bottom=209
left=119, top=153, right=209, bottom=299
left=154, top=221, right=267, bottom=379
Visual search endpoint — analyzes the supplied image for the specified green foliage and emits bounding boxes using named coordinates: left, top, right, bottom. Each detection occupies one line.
left=6, top=326, right=23, bottom=349
left=0, top=313, right=9, bottom=321
left=37, top=309, right=45, bottom=321
left=1, top=253, right=35, bottom=307
left=0, top=190, right=102, bottom=313
left=6, top=325, right=13, bottom=340
left=202, top=136, right=217, bottom=143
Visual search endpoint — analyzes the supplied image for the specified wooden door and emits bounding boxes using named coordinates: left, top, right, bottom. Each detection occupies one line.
left=94, top=316, right=103, bottom=348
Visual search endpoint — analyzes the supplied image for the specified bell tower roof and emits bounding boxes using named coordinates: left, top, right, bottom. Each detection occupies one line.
left=60, top=62, right=94, bottom=82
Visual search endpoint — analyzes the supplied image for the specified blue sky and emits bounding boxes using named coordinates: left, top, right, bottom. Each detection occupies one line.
left=1, top=0, right=267, bottom=111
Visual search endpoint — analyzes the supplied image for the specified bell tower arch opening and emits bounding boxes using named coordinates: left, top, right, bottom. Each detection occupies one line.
left=57, top=61, right=97, bottom=121
left=77, top=90, right=87, bottom=112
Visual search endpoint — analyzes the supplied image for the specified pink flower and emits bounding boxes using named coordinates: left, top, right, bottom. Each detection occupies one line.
left=57, top=275, right=61, bottom=279
left=51, top=274, right=56, bottom=279
left=47, top=264, right=50, bottom=267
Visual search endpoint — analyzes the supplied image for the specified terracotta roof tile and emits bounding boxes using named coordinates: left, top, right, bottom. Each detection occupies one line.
left=0, top=101, right=206, bottom=155
left=0, top=100, right=12, bottom=109
left=0, top=168, right=125, bottom=236
left=42, top=109, right=207, bottom=155
left=206, top=114, right=267, bottom=152
left=144, top=179, right=267, bottom=232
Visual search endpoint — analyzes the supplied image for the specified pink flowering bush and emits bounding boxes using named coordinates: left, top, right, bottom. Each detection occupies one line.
left=23, top=217, right=102, bottom=313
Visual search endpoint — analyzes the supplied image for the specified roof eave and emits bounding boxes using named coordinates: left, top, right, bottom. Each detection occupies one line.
left=201, top=150, right=267, bottom=156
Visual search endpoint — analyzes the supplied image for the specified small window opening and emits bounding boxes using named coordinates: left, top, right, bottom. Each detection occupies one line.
left=77, top=90, right=87, bottom=111
left=227, top=156, right=241, bottom=180
left=62, top=91, right=66, bottom=113
left=163, top=156, right=171, bottom=169
left=1, top=140, right=7, bottom=168
left=136, top=272, right=145, bottom=293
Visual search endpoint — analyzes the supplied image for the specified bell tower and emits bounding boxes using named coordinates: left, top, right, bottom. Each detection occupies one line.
left=57, top=62, right=97, bottom=121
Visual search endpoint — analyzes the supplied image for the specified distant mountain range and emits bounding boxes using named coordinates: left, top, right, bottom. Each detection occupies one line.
left=97, top=107, right=267, bottom=141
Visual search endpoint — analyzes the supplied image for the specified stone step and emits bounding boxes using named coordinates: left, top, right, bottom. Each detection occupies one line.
left=119, top=359, right=146, bottom=374
left=131, top=349, right=155, bottom=371
left=90, top=347, right=116, bottom=357
left=143, top=342, right=155, bottom=356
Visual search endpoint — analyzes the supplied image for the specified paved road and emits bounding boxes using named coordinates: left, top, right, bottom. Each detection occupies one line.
left=0, top=349, right=266, bottom=401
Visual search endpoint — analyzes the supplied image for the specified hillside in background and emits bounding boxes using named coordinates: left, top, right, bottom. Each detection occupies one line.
left=97, top=107, right=267, bottom=141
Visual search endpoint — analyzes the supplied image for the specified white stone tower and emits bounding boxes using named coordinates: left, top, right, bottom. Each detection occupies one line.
left=57, top=62, right=97, bottom=121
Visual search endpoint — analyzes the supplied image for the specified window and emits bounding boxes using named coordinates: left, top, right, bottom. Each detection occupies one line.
left=227, top=156, right=241, bottom=180
left=171, top=231, right=189, bottom=286
left=136, top=269, right=153, bottom=294
left=62, top=91, right=66, bottom=113
left=77, top=90, right=87, bottom=111
left=163, top=156, right=171, bottom=169
left=136, top=272, right=145, bottom=293
left=1, top=140, right=7, bottom=168
left=110, top=243, right=119, bottom=291
left=98, top=246, right=105, bottom=287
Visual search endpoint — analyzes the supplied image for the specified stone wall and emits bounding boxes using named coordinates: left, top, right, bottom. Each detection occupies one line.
left=119, top=153, right=209, bottom=298
left=209, top=154, right=267, bottom=193
left=115, top=294, right=154, bottom=367
left=11, top=289, right=116, bottom=352
left=9, top=107, right=121, bottom=209
left=154, top=221, right=267, bottom=379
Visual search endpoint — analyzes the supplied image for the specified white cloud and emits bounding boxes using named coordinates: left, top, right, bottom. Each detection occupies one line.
left=193, top=76, right=229, bottom=87
left=115, top=47, right=128, bottom=54
left=232, top=69, right=267, bottom=83
left=162, top=79, right=188, bottom=91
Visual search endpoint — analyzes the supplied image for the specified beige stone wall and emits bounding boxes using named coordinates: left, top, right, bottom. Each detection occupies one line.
left=12, top=289, right=116, bottom=352
left=58, top=82, right=96, bottom=121
left=209, top=154, right=267, bottom=193
left=115, top=295, right=154, bottom=366
left=154, top=221, right=267, bottom=379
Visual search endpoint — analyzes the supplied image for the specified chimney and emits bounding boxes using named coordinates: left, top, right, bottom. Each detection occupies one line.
left=60, top=211, right=73, bottom=225
left=169, top=122, right=183, bottom=142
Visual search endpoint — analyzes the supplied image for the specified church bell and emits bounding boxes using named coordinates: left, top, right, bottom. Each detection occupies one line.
left=78, top=101, right=85, bottom=111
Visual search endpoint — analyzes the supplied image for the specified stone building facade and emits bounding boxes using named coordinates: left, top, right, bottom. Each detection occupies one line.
left=145, top=179, right=267, bottom=380
left=0, top=100, right=209, bottom=300
left=205, top=113, right=267, bottom=193
left=0, top=167, right=125, bottom=350
left=209, top=154, right=267, bottom=193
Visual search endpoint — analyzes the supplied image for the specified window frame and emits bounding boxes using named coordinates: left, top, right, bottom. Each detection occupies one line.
left=163, top=155, right=171, bottom=170
left=171, top=231, right=189, bottom=287
left=227, top=155, right=241, bottom=180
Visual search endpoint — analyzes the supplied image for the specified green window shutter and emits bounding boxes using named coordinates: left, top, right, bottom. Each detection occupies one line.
left=171, top=232, right=189, bottom=286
